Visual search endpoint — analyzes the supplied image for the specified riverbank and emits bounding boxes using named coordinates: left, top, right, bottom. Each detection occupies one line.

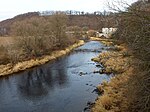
left=0, top=40, right=84, bottom=76
left=90, top=37, right=115, bottom=46
left=91, top=37, right=135, bottom=112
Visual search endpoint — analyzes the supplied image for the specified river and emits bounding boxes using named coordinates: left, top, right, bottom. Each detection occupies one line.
left=0, top=41, right=111, bottom=112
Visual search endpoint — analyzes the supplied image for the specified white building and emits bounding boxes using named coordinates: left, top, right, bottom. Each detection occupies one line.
left=96, top=28, right=117, bottom=38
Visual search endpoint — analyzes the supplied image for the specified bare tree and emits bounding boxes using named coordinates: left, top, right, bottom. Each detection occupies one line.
left=48, top=13, right=68, bottom=47
left=106, top=1, right=150, bottom=112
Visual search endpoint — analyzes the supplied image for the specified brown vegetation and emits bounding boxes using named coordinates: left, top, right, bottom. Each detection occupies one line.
left=112, top=1, right=150, bottom=112
left=92, top=1, right=150, bottom=112
left=90, top=37, right=115, bottom=46
left=0, top=13, right=85, bottom=76
left=0, top=11, right=118, bottom=36
left=0, top=40, right=84, bottom=76
left=0, top=13, right=78, bottom=64
left=0, top=37, right=15, bottom=64
left=0, top=12, right=39, bottom=36
left=92, top=39, right=133, bottom=111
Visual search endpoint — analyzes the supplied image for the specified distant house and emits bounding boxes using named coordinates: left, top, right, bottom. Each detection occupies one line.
left=96, top=28, right=117, bottom=38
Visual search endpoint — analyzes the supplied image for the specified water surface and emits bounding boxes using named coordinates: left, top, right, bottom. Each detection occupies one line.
left=0, top=41, right=110, bottom=112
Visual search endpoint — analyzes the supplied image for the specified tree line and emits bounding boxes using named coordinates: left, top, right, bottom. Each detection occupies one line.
left=39, top=10, right=115, bottom=16
left=0, top=11, right=118, bottom=36
left=112, top=0, right=150, bottom=111
left=0, top=13, right=79, bottom=64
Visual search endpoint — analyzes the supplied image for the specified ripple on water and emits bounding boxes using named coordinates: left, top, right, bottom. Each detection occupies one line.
left=0, top=41, right=111, bottom=112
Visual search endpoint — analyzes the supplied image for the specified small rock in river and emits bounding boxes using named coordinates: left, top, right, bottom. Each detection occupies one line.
left=96, top=65, right=100, bottom=67
left=93, top=70, right=100, bottom=73
left=92, top=88, right=101, bottom=94
left=79, top=71, right=88, bottom=76
left=89, top=84, right=93, bottom=86
left=83, top=101, right=95, bottom=112
left=96, top=64, right=103, bottom=68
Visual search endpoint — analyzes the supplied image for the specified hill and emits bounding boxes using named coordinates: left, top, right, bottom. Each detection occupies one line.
left=0, top=12, right=39, bottom=36
left=0, top=11, right=118, bottom=36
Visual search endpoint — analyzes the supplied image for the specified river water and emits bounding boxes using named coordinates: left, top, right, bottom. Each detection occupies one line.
left=0, top=41, right=111, bottom=112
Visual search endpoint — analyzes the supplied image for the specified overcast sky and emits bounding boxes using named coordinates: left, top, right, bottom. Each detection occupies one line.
left=0, top=0, right=137, bottom=21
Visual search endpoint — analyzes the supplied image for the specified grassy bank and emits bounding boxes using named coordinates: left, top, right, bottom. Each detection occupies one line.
left=90, top=37, right=116, bottom=46
left=0, top=40, right=84, bottom=76
left=91, top=37, right=135, bottom=112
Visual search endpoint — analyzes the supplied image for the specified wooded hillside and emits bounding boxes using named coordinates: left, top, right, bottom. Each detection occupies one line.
left=0, top=11, right=118, bottom=36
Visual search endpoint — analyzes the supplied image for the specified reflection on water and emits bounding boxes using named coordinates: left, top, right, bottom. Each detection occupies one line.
left=18, top=62, right=70, bottom=101
left=0, top=41, right=111, bottom=112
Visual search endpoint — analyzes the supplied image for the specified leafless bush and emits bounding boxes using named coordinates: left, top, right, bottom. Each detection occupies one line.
left=109, top=1, right=150, bottom=111
left=66, top=26, right=83, bottom=39
left=0, top=45, right=9, bottom=64
left=10, top=13, right=74, bottom=60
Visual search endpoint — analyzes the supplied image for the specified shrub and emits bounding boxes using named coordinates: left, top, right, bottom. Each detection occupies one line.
left=10, top=13, right=76, bottom=59
left=100, top=95, right=113, bottom=110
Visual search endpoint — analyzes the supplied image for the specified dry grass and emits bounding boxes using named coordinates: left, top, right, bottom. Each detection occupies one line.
left=90, top=37, right=116, bottom=46
left=100, top=94, right=113, bottom=110
left=92, top=44, right=131, bottom=74
left=92, top=36, right=150, bottom=112
left=0, top=40, right=84, bottom=76
left=92, top=39, right=135, bottom=112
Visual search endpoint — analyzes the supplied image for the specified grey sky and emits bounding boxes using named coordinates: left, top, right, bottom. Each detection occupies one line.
left=0, top=0, right=137, bottom=21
